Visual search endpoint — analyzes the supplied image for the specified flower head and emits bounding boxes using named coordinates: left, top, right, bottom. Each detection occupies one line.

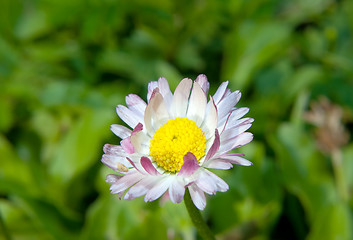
left=102, top=75, right=253, bottom=210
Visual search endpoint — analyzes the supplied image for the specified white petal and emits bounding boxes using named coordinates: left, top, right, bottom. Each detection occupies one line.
left=195, top=169, right=228, bottom=194
left=116, top=105, right=141, bottom=129
left=169, top=177, right=185, bottom=203
left=204, top=159, right=234, bottom=169
left=110, top=171, right=144, bottom=194
left=218, top=132, right=253, bottom=154
left=213, top=81, right=229, bottom=104
left=201, top=97, right=218, bottom=140
left=101, top=154, right=132, bottom=170
left=111, top=124, right=132, bottom=139
left=106, top=174, right=123, bottom=183
left=124, top=177, right=158, bottom=200
left=220, top=123, right=253, bottom=144
left=103, top=144, right=125, bottom=156
left=217, top=91, right=241, bottom=123
left=213, top=154, right=253, bottom=166
left=145, top=177, right=173, bottom=202
left=170, top=78, right=193, bottom=118
left=188, top=184, right=206, bottom=210
left=187, top=81, right=207, bottom=126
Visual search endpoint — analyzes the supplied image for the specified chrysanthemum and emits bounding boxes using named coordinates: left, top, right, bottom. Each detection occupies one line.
left=102, top=75, right=253, bottom=210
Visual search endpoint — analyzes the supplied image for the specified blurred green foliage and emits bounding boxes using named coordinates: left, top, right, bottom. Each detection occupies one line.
left=1, top=0, right=353, bottom=239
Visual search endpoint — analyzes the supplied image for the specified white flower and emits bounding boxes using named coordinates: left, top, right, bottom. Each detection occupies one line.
left=102, top=75, right=253, bottom=210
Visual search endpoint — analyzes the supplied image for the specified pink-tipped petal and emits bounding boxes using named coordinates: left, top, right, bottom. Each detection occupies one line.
left=188, top=184, right=206, bottom=210
left=178, top=153, right=200, bottom=177
left=111, top=124, right=132, bottom=139
left=170, top=78, right=193, bottom=118
left=120, top=138, right=134, bottom=154
left=144, top=90, right=169, bottom=134
left=187, top=81, right=207, bottom=126
left=140, top=157, right=160, bottom=176
left=158, top=77, right=173, bottom=107
left=195, top=74, right=210, bottom=96
left=204, top=129, right=220, bottom=163
left=131, top=122, right=143, bottom=135
left=147, top=81, right=158, bottom=102
left=169, top=178, right=185, bottom=203
left=126, top=94, right=147, bottom=117
left=116, top=105, right=141, bottom=129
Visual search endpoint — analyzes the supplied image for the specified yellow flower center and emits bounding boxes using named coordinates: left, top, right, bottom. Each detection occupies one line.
left=149, top=117, right=206, bottom=172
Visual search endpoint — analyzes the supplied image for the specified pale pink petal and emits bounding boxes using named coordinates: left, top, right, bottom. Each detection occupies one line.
left=188, top=184, right=206, bottom=210
left=195, top=74, right=210, bottom=96
left=213, top=81, right=229, bottom=105
left=178, top=153, right=200, bottom=177
left=120, top=138, right=134, bottom=154
left=124, top=177, right=159, bottom=200
left=145, top=177, right=173, bottom=202
left=126, top=94, right=147, bottom=117
left=187, top=81, right=207, bottom=126
left=110, top=124, right=132, bottom=139
left=140, top=157, right=160, bottom=176
left=116, top=105, right=140, bottom=129
left=170, top=78, right=193, bottom=118
left=169, top=178, right=185, bottom=203
left=204, top=129, right=220, bottom=163
left=147, top=81, right=158, bottom=102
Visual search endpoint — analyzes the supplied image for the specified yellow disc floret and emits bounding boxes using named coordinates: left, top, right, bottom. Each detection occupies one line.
left=149, top=117, right=206, bottom=172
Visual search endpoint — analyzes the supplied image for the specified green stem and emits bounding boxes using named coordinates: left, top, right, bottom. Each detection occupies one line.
left=184, top=188, right=215, bottom=240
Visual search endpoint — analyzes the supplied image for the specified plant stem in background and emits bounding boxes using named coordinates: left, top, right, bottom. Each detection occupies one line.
left=0, top=210, right=12, bottom=240
left=331, top=149, right=349, bottom=203
left=184, top=189, right=216, bottom=240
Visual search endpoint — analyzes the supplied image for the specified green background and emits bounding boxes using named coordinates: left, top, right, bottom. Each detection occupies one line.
left=1, top=0, right=353, bottom=239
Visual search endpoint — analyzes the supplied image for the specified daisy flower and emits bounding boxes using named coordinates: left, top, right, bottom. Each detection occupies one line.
left=102, top=75, right=253, bottom=210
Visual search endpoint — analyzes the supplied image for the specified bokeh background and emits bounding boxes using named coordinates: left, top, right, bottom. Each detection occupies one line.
left=1, top=0, right=353, bottom=239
